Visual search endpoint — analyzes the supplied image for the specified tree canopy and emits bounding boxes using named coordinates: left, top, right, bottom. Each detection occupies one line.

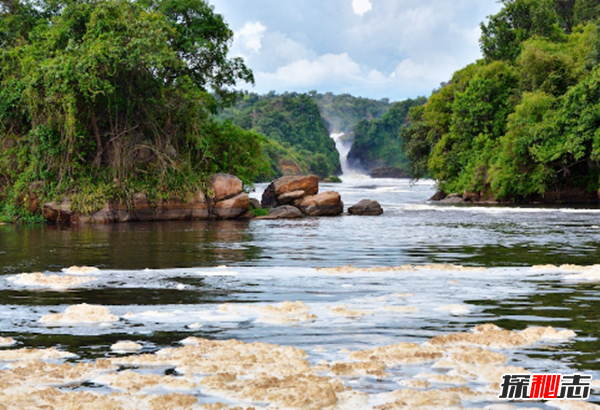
left=0, top=0, right=269, bottom=220
left=403, top=0, right=600, bottom=201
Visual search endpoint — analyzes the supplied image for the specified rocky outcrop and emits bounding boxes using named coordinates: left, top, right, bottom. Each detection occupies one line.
left=258, top=175, right=347, bottom=218
left=261, top=175, right=319, bottom=208
left=348, top=199, right=383, bottom=215
left=369, top=166, right=409, bottom=179
left=43, top=173, right=248, bottom=223
left=212, top=193, right=249, bottom=219
left=297, top=191, right=343, bottom=216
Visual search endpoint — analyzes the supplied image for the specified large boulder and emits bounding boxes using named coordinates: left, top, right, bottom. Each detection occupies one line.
left=261, top=175, right=319, bottom=208
left=212, top=193, right=249, bottom=219
left=42, top=198, right=73, bottom=223
left=209, top=173, right=243, bottom=201
left=277, top=190, right=306, bottom=205
left=297, top=191, right=343, bottom=216
left=348, top=199, right=383, bottom=215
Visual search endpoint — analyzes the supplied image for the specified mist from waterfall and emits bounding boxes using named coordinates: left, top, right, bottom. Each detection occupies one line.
left=330, top=132, right=364, bottom=177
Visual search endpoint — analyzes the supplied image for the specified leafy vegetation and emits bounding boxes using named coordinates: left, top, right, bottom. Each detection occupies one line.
left=0, top=0, right=270, bottom=221
left=347, top=97, right=426, bottom=171
left=310, top=92, right=392, bottom=133
left=403, top=0, right=600, bottom=201
left=220, top=92, right=340, bottom=178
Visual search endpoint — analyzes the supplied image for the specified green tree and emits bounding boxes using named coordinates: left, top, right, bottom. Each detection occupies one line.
left=480, top=0, right=563, bottom=62
left=0, top=0, right=265, bottom=219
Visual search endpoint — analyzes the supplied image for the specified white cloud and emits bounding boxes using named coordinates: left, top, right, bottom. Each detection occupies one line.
left=211, top=0, right=504, bottom=100
left=352, top=0, right=372, bottom=16
left=258, top=53, right=362, bottom=88
left=235, top=21, right=266, bottom=55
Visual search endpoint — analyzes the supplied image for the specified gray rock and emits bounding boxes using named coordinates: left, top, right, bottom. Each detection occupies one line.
left=269, top=205, right=303, bottom=219
left=348, top=199, right=383, bottom=215
left=429, top=191, right=447, bottom=201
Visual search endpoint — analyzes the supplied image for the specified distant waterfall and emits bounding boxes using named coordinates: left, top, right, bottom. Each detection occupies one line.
left=330, top=132, right=363, bottom=176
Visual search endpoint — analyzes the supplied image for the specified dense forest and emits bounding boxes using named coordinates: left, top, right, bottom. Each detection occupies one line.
left=402, top=0, right=600, bottom=202
left=310, top=92, right=392, bottom=134
left=0, top=0, right=270, bottom=221
left=219, top=92, right=340, bottom=179
left=348, top=97, right=426, bottom=172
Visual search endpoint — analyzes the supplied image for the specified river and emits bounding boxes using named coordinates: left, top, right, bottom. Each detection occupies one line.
left=1, top=177, right=599, bottom=409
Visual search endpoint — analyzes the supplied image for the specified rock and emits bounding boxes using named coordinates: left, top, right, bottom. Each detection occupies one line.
left=155, top=192, right=209, bottom=220
left=297, top=191, right=343, bottom=216
left=277, top=190, right=306, bottom=205
left=369, top=166, right=409, bottom=179
left=42, top=198, right=73, bottom=223
left=212, top=193, right=249, bottom=219
left=261, top=175, right=319, bottom=208
left=462, top=191, right=480, bottom=202
left=348, top=199, right=383, bottom=215
left=429, top=191, right=447, bottom=201
left=44, top=191, right=210, bottom=223
left=269, top=205, right=303, bottom=219
left=440, top=193, right=463, bottom=204
left=209, top=173, right=243, bottom=201
left=249, top=198, right=261, bottom=210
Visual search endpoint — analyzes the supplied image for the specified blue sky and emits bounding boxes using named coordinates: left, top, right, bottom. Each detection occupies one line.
left=208, top=0, right=503, bottom=101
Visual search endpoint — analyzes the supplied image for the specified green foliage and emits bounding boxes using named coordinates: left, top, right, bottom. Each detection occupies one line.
left=250, top=207, right=269, bottom=217
left=220, top=92, right=340, bottom=178
left=347, top=97, right=427, bottom=172
left=405, top=0, right=600, bottom=201
left=0, top=0, right=266, bottom=220
left=310, top=91, right=391, bottom=133
left=480, top=0, right=564, bottom=62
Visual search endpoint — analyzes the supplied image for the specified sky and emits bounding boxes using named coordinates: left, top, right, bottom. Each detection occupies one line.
left=208, top=0, right=503, bottom=102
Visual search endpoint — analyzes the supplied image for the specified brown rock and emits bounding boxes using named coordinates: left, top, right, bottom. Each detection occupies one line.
left=42, top=198, right=73, bottom=223
left=269, top=205, right=303, bottom=219
left=348, top=199, right=383, bottom=215
left=209, top=173, right=243, bottom=201
left=155, top=192, right=208, bottom=221
left=277, top=190, right=306, bottom=205
left=429, top=191, right=447, bottom=201
left=249, top=198, right=261, bottom=209
left=212, top=193, right=249, bottom=219
left=261, top=175, right=319, bottom=208
left=297, top=191, right=343, bottom=216
left=462, top=191, right=480, bottom=202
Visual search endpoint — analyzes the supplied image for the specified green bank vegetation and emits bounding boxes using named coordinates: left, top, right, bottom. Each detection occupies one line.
left=220, top=91, right=340, bottom=179
left=403, top=0, right=600, bottom=201
left=0, top=0, right=271, bottom=222
left=348, top=97, right=427, bottom=172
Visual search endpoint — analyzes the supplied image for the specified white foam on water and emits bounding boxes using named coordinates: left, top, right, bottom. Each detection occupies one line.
left=61, top=266, right=100, bottom=275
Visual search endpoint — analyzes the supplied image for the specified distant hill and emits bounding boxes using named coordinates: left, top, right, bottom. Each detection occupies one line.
left=347, top=97, right=427, bottom=172
left=219, top=92, right=340, bottom=179
left=310, top=92, right=392, bottom=133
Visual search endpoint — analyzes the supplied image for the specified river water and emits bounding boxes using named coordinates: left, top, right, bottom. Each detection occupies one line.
left=1, top=177, right=600, bottom=409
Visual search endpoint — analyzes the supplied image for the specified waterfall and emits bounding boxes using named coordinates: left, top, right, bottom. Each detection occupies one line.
left=330, top=132, right=363, bottom=176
